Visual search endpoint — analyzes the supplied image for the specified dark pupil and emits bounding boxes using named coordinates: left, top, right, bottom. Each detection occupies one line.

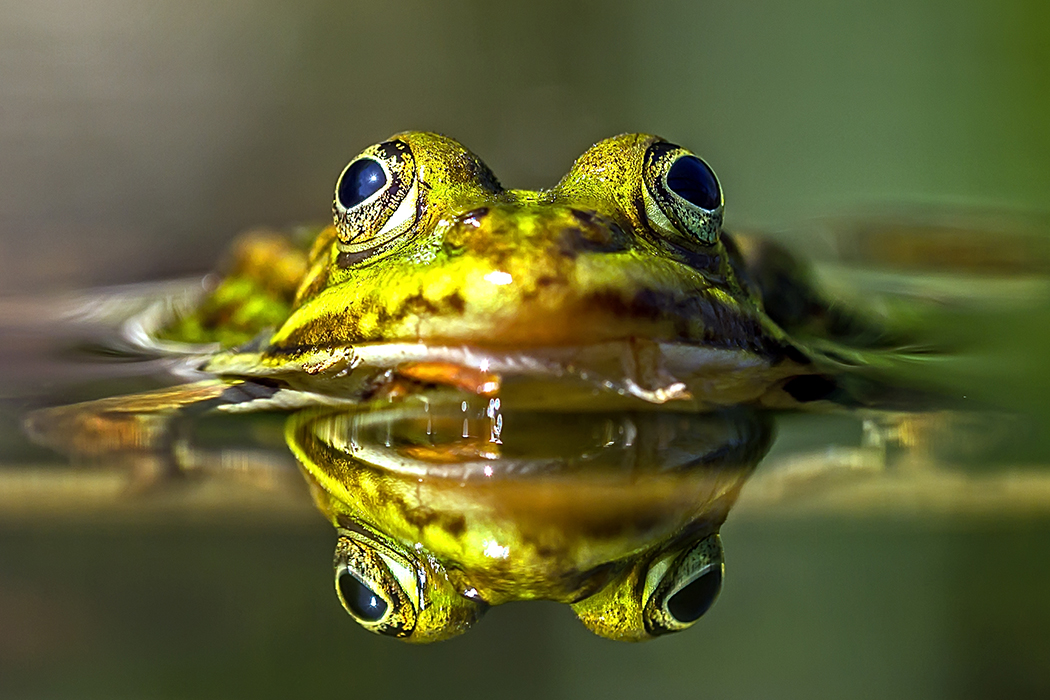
left=338, top=571, right=389, bottom=622
left=338, top=158, right=387, bottom=210
left=666, top=567, right=722, bottom=623
left=666, top=155, right=720, bottom=210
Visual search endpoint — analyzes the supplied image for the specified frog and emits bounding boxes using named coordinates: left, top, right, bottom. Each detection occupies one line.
left=24, top=131, right=909, bottom=642
left=134, top=130, right=891, bottom=415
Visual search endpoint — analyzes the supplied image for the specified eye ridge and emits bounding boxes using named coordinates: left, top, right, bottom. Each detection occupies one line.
left=641, top=533, right=725, bottom=635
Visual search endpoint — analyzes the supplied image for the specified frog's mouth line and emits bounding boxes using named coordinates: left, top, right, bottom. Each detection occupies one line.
left=200, top=338, right=811, bottom=413
left=313, top=339, right=697, bottom=404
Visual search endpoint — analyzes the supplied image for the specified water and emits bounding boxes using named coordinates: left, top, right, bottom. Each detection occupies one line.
left=2, top=1, right=1049, bottom=698
left=2, top=213, right=1049, bottom=697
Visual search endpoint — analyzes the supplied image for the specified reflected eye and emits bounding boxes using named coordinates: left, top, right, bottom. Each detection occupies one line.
left=337, top=570, right=390, bottom=622
left=642, top=141, right=723, bottom=245
left=333, top=533, right=418, bottom=638
left=327, top=527, right=489, bottom=642
left=336, top=158, right=387, bottom=210
left=642, top=533, right=724, bottom=635
left=666, top=155, right=720, bottom=211
left=665, top=564, right=722, bottom=623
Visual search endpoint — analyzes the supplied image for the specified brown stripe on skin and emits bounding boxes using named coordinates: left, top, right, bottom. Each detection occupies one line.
left=389, top=291, right=467, bottom=320
left=578, top=288, right=791, bottom=360
left=264, top=312, right=351, bottom=355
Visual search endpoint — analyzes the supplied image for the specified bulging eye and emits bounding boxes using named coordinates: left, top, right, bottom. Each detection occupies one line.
left=665, top=155, right=720, bottom=211
left=642, top=141, right=723, bottom=245
left=332, top=139, right=419, bottom=262
left=336, top=158, right=388, bottom=210
left=642, top=533, right=724, bottom=635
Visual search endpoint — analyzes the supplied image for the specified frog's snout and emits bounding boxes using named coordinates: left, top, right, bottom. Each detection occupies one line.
left=445, top=205, right=631, bottom=263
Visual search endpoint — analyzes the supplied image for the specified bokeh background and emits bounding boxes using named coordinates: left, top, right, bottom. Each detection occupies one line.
left=2, top=1, right=1049, bottom=698
left=2, top=0, right=1048, bottom=293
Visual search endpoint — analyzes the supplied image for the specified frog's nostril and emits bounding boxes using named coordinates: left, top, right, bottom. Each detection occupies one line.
left=570, top=209, right=600, bottom=226
left=561, top=210, right=629, bottom=255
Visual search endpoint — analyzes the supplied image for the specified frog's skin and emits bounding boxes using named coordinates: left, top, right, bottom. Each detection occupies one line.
left=289, top=401, right=772, bottom=642
left=154, top=131, right=878, bottom=414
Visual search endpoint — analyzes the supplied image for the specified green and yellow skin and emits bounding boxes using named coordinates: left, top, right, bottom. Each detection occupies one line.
left=27, top=131, right=893, bottom=643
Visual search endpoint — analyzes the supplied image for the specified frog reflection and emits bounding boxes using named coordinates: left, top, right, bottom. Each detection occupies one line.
left=288, top=398, right=772, bottom=642
left=24, top=389, right=769, bottom=642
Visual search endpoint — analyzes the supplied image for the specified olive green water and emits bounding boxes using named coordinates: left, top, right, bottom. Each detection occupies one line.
left=2, top=1, right=1049, bottom=698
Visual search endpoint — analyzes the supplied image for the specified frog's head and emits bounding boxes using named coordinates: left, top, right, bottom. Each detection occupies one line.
left=197, top=131, right=825, bottom=409
left=269, top=131, right=765, bottom=355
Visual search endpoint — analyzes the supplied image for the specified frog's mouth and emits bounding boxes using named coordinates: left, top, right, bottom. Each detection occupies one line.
left=118, top=281, right=814, bottom=411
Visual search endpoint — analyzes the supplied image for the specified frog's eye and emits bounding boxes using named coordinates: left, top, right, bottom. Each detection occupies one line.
left=336, top=158, right=387, bottom=210
left=642, top=141, right=723, bottom=245
left=642, top=533, right=724, bottom=634
left=666, top=155, right=720, bottom=211
left=333, top=533, right=418, bottom=638
left=333, top=139, right=419, bottom=261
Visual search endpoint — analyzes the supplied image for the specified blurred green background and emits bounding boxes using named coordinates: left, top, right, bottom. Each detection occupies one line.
left=2, top=1, right=1049, bottom=698
left=1, top=0, right=1047, bottom=293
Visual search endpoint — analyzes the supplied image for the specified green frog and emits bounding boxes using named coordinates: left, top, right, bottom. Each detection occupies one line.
left=147, top=130, right=885, bottom=413
left=25, top=131, right=904, bottom=642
